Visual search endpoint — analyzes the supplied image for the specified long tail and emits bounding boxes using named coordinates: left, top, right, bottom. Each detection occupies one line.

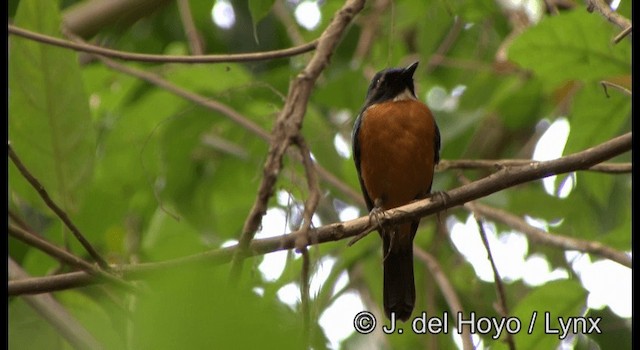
left=382, top=221, right=418, bottom=322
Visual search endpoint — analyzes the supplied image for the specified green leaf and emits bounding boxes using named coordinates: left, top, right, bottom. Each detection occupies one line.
left=583, top=307, right=631, bottom=349
left=564, top=83, right=630, bottom=206
left=9, top=0, right=96, bottom=212
left=500, top=280, right=587, bottom=350
left=249, top=0, right=276, bottom=24
left=131, top=264, right=304, bottom=349
left=509, top=9, right=631, bottom=89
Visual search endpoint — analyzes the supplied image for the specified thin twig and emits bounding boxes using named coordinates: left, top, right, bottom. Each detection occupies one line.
left=8, top=223, right=137, bottom=293
left=8, top=144, right=110, bottom=270
left=600, top=80, right=632, bottom=97
left=9, top=223, right=98, bottom=272
left=8, top=132, right=631, bottom=295
left=437, top=159, right=631, bottom=173
left=471, top=213, right=516, bottom=350
left=8, top=24, right=317, bottom=63
left=613, top=25, right=632, bottom=43
left=414, top=247, right=474, bottom=350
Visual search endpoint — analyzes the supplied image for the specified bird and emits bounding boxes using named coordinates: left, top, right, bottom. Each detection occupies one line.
left=352, top=61, right=440, bottom=322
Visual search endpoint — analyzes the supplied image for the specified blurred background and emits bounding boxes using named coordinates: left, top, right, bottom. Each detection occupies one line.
left=8, top=0, right=631, bottom=349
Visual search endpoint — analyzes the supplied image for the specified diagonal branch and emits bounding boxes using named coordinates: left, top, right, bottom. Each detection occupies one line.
left=585, top=0, right=632, bottom=31
left=230, top=0, right=367, bottom=276
left=8, top=24, right=317, bottom=64
left=8, top=144, right=110, bottom=270
left=8, top=223, right=136, bottom=293
left=9, top=132, right=631, bottom=295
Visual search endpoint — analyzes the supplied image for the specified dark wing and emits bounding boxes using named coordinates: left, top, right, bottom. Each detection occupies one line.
left=352, top=111, right=374, bottom=211
left=434, top=121, right=441, bottom=165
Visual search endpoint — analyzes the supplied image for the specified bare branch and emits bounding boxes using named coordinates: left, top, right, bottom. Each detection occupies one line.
left=8, top=223, right=136, bottom=293
left=9, top=223, right=97, bottom=273
left=437, top=159, right=631, bottom=174
left=8, top=24, right=317, bottom=64
left=9, top=132, right=631, bottom=295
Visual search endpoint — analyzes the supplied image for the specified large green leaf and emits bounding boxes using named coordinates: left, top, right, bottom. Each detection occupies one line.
left=494, top=280, right=587, bottom=349
left=509, top=9, right=631, bottom=89
left=565, top=83, right=630, bottom=206
left=131, top=264, right=304, bottom=349
left=9, top=0, right=96, bottom=212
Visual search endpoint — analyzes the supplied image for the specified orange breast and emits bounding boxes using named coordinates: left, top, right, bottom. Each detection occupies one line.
left=357, top=100, right=437, bottom=210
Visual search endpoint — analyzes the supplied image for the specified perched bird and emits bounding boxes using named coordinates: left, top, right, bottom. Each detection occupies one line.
left=352, top=61, right=440, bottom=321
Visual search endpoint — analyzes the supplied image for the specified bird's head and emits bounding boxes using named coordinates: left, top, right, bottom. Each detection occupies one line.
left=364, top=61, right=419, bottom=105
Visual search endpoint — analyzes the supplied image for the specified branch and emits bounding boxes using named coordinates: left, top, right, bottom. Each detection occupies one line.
left=436, top=159, right=631, bottom=174
left=9, top=132, right=631, bottom=295
left=8, top=223, right=136, bottom=293
left=468, top=202, right=631, bottom=268
left=8, top=24, right=317, bottom=64
left=230, top=0, right=367, bottom=275
left=585, top=0, right=632, bottom=31
left=8, top=144, right=110, bottom=270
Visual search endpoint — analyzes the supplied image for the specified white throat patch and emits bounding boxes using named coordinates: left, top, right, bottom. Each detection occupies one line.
left=392, top=88, right=417, bottom=101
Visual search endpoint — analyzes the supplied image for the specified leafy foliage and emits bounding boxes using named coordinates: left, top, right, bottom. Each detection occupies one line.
left=9, top=0, right=631, bottom=349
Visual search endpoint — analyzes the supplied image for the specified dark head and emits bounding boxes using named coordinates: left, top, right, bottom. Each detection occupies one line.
left=364, top=61, right=419, bottom=105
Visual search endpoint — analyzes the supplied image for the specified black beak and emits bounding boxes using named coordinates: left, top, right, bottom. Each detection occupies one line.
left=403, top=61, right=419, bottom=79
